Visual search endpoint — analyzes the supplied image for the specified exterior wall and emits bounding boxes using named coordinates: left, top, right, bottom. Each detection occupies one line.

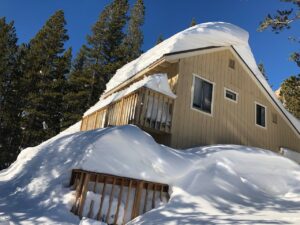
left=169, top=49, right=300, bottom=152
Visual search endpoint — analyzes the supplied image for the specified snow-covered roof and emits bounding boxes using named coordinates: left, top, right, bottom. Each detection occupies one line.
left=84, top=73, right=176, bottom=116
left=104, top=22, right=300, bottom=134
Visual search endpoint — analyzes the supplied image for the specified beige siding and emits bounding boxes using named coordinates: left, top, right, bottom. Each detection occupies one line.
left=170, top=49, right=300, bottom=152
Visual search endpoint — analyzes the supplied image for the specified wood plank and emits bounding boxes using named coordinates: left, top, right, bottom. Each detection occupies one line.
left=97, top=176, right=107, bottom=221
left=117, top=98, right=125, bottom=125
left=159, top=96, right=166, bottom=131
left=71, top=172, right=85, bottom=213
left=131, top=181, right=144, bottom=219
left=140, top=89, right=149, bottom=127
left=122, top=180, right=132, bottom=225
left=106, top=177, right=116, bottom=224
left=149, top=92, right=157, bottom=128
left=134, top=90, right=143, bottom=124
left=87, top=200, right=94, bottom=218
left=159, top=185, right=163, bottom=202
left=152, top=184, right=156, bottom=209
left=93, top=175, right=98, bottom=192
left=93, top=111, right=99, bottom=129
left=78, top=173, right=90, bottom=217
left=123, top=97, right=129, bottom=125
left=80, top=119, right=84, bottom=131
left=143, top=183, right=149, bottom=213
left=114, top=178, right=124, bottom=224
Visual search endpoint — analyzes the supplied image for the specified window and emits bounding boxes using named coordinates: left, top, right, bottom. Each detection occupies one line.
left=192, top=75, right=214, bottom=114
left=224, top=88, right=238, bottom=102
left=255, top=103, right=266, bottom=128
left=229, top=59, right=235, bottom=69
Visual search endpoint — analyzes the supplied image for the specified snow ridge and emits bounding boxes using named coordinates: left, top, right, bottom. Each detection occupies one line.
left=1, top=125, right=300, bottom=224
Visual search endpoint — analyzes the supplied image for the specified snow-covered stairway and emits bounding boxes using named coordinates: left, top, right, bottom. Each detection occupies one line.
left=70, top=169, right=169, bottom=225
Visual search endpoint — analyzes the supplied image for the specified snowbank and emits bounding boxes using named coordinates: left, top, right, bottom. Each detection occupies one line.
left=1, top=125, right=300, bottom=224
left=281, top=147, right=300, bottom=164
left=84, top=73, right=176, bottom=116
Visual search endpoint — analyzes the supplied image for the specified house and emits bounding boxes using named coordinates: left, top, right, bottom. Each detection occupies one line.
left=80, top=22, right=300, bottom=153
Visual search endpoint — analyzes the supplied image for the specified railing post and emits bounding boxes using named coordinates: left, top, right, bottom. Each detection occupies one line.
left=78, top=173, right=90, bottom=217
left=131, top=181, right=144, bottom=219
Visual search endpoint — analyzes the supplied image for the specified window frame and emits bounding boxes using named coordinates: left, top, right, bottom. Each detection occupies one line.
left=224, top=88, right=238, bottom=103
left=255, top=101, right=267, bottom=129
left=191, top=74, right=215, bottom=117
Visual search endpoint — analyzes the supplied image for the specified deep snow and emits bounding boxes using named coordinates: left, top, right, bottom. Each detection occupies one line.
left=1, top=124, right=300, bottom=225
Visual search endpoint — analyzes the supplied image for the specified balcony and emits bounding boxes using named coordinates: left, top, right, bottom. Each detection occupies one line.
left=81, top=87, right=175, bottom=134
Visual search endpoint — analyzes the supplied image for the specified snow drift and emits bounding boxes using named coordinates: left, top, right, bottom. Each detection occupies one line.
left=1, top=125, right=300, bottom=224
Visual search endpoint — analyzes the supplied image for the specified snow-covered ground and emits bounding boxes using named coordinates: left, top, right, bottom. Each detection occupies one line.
left=1, top=124, right=300, bottom=225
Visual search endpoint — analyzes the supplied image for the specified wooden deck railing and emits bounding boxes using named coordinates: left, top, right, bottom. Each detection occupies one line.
left=70, top=169, right=170, bottom=225
left=81, top=87, right=174, bottom=133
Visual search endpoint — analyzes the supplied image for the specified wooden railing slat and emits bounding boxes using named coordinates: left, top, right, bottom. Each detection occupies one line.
left=143, top=183, right=149, bottom=213
left=97, top=176, right=107, bottom=221
left=106, top=177, right=116, bottom=223
left=152, top=184, right=156, bottom=209
left=114, top=178, right=124, bottom=224
left=78, top=173, right=90, bottom=217
left=122, top=180, right=132, bottom=225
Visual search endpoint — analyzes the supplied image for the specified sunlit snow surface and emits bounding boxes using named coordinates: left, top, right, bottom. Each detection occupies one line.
left=1, top=124, right=300, bottom=225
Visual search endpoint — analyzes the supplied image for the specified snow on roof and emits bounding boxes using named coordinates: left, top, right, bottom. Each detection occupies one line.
left=105, top=22, right=248, bottom=93
left=84, top=73, right=176, bottom=116
left=104, top=22, right=300, bottom=133
left=1, top=125, right=300, bottom=224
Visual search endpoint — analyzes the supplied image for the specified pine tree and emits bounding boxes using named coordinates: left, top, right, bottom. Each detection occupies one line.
left=258, top=0, right=300, bottom=67
left=85, top=0, right=129, bottom=105
left=155, top=34, right=164, bottom=45
left=21, top=10, right=71, bottom=148
left=258, top=62, right=269, bottom=82
left=279, top=75, right=300, bottom=119
left=62, top=46, right=93, bottom=129
left=0, top=18, right=22, bottom=169
left=190, top=17, right=197, bottom=27
left=123, top=0, right=145, bottom=62
left=258, top=1, right=300, bottom=118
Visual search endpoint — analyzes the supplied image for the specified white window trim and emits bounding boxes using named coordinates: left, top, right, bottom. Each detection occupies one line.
left=191, top=74, right=215, bottom=117
left=255, top=101, right=267, bottom=129
left=224, top=87, right=238, bottom=103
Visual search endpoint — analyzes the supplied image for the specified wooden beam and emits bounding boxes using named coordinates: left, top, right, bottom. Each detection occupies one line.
left=114, top=178, right=124, bottom=224
left=131, top=181, right=144, bottom=219
left=71, top=172, right=85, bottom=213
left=152, top=184, right=156, bottom=209
left=78, top=173, right=90, bottom=217
left=143, top=183, right=149, bottom=213
left=106, top=177, right=116, bottom=224
left=97, top=176, right=107, bottom=221
left=122, top=180, right=132, bottom=225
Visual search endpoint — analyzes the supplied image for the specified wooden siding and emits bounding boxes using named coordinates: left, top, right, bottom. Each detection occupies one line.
left=170, top=49, right=300, bottom=152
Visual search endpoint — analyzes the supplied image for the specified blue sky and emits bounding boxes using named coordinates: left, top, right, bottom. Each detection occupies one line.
left=1, top=0, right=299, bottom=89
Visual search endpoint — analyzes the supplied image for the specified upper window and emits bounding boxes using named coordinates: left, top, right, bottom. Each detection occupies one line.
left=229, top=59, right=235, bottom=69
left=192, top=75, right=214, bottom=114
left=225, top=88, right=238, bottom=102
left=256, top=103, right=266, bottom=128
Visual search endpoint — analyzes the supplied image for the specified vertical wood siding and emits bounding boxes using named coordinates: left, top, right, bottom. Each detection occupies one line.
left=170, top=49, right=300, bottom=152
